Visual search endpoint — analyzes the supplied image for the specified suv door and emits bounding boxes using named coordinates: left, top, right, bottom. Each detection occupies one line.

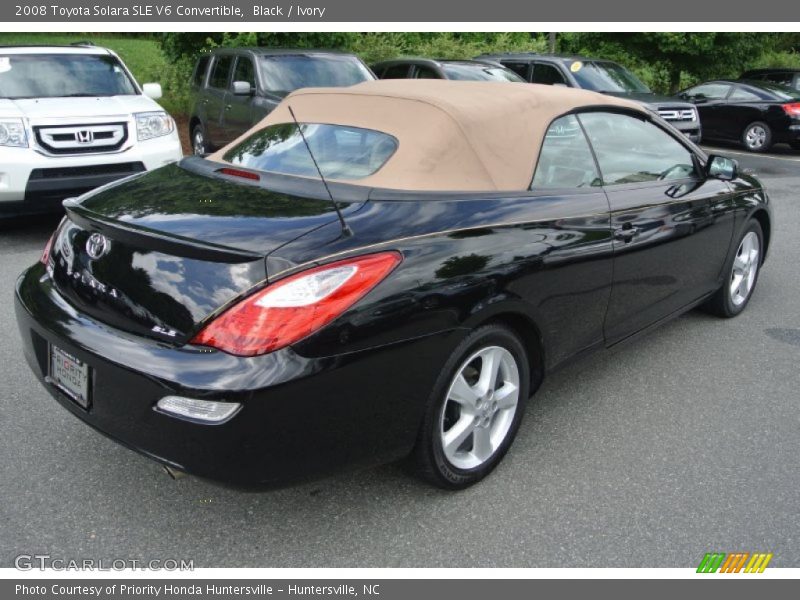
left=224, top=55, right=258, bottom=142
left=578, top=110, right=735, bottom=344
left=205, top=54, right=234, bottom=148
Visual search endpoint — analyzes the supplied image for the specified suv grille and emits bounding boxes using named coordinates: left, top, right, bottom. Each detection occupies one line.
left=34, top=122, right=128, bottom=154
left=657, top=108, right=697, bottom=122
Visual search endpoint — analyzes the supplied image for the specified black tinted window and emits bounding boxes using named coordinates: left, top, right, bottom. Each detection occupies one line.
left=381, top=64, right=410, bottom=79
left=209, top=56, right=233, bottom=89
left=233, top=57, right=256, bottom=88
left=193, top=55, right=210, bottom=87
left=414, top=66, right=439, bottom=79
left=578, top=112, right=696, bottom=185
left=532, top=115, right=600, bottom=189
left=532, top=63, right=566, bottom=85
left=502, top=62, right=531, bottom=80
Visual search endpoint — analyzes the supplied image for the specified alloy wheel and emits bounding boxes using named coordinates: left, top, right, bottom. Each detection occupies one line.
left=745, top=125, right=767, bottom=150
left=730, top=231, right=760, bottom=306
left=439, top=345, right=520, bottom=470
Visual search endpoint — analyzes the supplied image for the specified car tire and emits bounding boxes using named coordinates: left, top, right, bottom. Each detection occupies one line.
left=411, top=324, right=530, bottom=489
left=702, top=219, right=764, bottom=318
left=191, top=123, right=208, bottom=156
left=741, top=122, right=772, bottom=153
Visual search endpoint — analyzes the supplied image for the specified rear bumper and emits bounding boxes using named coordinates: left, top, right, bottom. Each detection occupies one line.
left=15, top=263, right=455, bottom=487
left=0, top=133, right=182, bottom=216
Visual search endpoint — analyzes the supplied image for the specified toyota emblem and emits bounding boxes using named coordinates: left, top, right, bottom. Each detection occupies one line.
left=85, top=233, right=110, bottom=260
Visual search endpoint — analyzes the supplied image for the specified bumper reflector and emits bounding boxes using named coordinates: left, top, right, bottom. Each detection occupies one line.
left=155, top=396, right=241, bottom=424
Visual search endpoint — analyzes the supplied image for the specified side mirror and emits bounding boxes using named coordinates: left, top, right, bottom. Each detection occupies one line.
left=706, top=155, right=738, bottom=181
left=142, top=83, right=162, bottom=100
left=232, top=80, right=254, bottom=96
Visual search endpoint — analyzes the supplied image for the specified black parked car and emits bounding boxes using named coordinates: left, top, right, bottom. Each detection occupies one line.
left=189, top=48, right=375, bottom=155
left=16, top=81, right=770, bottom=489
left=477, top=53, right=702, bottom=142
left=677, top=79, right=800, bottom=152
left=740, top=68, right=800, bottom=92
left=371, top=58, right=525, bottom=82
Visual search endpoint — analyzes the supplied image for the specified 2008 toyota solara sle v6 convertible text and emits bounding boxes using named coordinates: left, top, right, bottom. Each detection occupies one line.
left=15, top=81, right=771, bottom=489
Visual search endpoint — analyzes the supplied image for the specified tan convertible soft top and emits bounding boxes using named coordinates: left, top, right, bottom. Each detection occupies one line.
left=211, top=79, right=646, bottom=192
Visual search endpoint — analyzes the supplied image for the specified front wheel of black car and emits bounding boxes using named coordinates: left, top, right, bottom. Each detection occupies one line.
left=703, top=220, right=764, bottom=318
left=742, top=122, right=772, bottom=153
left=412, top=324, right=530, bottom=489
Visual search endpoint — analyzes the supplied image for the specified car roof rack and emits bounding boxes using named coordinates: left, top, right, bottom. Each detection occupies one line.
left=70, top=41, right=96, bottom=46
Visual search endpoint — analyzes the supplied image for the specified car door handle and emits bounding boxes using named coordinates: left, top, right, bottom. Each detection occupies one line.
left=614, top=226, right=640, bottom=242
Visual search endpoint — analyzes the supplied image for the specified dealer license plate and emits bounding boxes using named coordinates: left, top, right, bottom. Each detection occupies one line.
left=50, top=345, right=90, bottom=409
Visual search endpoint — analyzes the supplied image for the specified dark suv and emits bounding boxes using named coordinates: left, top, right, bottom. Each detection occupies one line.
left=739, top=68, right=800, bottom=92
left=477, top=53, right=702, bottom=143
left=189, top=48, right=375, bottom=155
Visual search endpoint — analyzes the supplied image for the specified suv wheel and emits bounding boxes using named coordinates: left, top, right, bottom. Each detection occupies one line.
left=192, top=124, right=208, bottom=156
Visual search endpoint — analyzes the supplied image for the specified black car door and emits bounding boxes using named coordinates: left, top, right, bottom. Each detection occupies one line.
left=577, top=110, right=735, bottom=344
left=683, top=82, right=732, bottom=139
left=720, top=84, right=771, bottom=142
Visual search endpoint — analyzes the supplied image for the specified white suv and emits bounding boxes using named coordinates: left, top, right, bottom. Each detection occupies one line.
left=0, top=44, right=183, bottom=218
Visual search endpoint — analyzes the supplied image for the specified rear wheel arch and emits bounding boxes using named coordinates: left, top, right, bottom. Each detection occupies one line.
left=472, top=311, right=546, bottom=394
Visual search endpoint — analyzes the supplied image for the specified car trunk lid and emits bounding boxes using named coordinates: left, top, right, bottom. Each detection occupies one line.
left=50, top=159, right=366, bottom=344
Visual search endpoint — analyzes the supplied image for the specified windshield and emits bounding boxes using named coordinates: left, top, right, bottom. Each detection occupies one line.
left=442, top=63, right=525, bottom=82
left=568, top=61, right=650, bottom=93
left=258, top=55, right=374, bottom=95
left=0, top=53, right=138, bottom=99
left=222, top=123, right=398, bottom=180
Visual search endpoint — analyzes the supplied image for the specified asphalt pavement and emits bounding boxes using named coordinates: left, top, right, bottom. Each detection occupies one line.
left=1, top=146, right=799, bottom=568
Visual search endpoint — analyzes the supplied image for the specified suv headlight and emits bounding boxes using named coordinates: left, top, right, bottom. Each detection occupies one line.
left=0, top=118, right=28, bottom=147
left=135, top=111, right=174, bottom=141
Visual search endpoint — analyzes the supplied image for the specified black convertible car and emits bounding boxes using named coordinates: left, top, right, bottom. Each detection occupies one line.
left=16, top=81, right=771, bottom=489
left=677, top=79, right=800, bottom=152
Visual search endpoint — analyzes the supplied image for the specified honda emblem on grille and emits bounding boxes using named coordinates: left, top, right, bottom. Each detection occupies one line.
left=85, top=233, right=109, bottom=259
left=76, top=130, right=94, bottom=144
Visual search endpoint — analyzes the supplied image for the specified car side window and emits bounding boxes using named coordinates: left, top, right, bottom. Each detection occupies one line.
left=501, top=62, right=531, bottom=80
left=382, top=64, right=411, bottom=79
left=193, top=55, right=210, bottom=87
left=232, top=57, right=256, bottom=89
left=578, top=112, right=697, bottom=186
left=532, top=63, right=567, bottom=86
left=729, top=87, right=761, bottom=102
left=531, top=115, right=601, bottom=189
left=414, top=66, right=439, bottom=79
left=209, top=56, right=233, bottom=90
left=684, top=83, right=731, bottom=101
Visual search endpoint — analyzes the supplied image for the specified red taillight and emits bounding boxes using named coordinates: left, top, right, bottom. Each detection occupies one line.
left=191, top=251, right=402, bottom=356
left=40, top=233, right=55, bottom=265
left=218, top=167, right=260, bottom=181
left=782, top=102, right=800, bottom=117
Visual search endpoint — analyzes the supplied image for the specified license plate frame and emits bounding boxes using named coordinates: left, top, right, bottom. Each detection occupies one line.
left=49, top=344, right=91, bottom=409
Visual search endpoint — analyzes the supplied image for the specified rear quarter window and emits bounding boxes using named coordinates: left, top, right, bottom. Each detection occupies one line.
left=222, top=123, right=399, bottom=180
